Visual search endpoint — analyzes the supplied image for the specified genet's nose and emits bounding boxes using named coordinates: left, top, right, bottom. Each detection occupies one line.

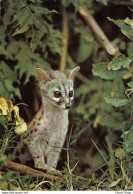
left=65, top=103, right=71, bottom=109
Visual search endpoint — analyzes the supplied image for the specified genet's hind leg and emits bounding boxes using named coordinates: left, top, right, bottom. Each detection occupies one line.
left=5, top=137, right=32, bottom=165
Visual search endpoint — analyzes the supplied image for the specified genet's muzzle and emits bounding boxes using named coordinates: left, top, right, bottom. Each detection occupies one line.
left=65, top=103, right=71, bottom=109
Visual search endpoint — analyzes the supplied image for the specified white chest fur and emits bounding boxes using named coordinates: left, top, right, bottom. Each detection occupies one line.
left=40, top=105, right=68, bottom=144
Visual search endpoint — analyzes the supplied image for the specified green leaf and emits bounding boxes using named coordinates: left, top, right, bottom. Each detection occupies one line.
left=96, top=0, right=108, bottom=6
left=6, top=40, right=19, bottom=55
left=34, top=15, right=49, bottom=33
left=76, top=106, right=87, bottom=115
left=75, top=84, right=90, bottom=97
left=124, top=17, right=133, bottom=29
left=27, top=28, right=45, bottom=51
left=1, top=62, right=19, bottom=85
left=100, top=111, right=126, bottom=130
left=15, top=41, right=51, bottom=84
left=0, top=171, right=17, bottom=185
left=47, top=25, right=63, bottom=55
left=10, top=5, right=33, bottom=37
left=80, top=0, right=93, bottom=8
left=0, top=154, right=7, bottom=164
left=0, top=26, right=6, bottom=47
left=11, top=0, right=26, bottom=10
left=124, top=126, right=133, bottom=152
left=78, top=43, right=93, bottom=63
left=12, top=16, right=32, bottom=36
left=0, top=72, right=10, bottom=99
left=0, top=116, right=7, bottom=129
left=104, top=97, right=128, bottom=107
left=127, top=42, right=133, bottom=58
left=127, top=81, right=133, bottom=88
left=12, top=6, right=30, bottom=25
left=3, top=4, right=15, bottom=30
left=108, top=17, right=133, bottom=40
left=104, top=89, right=129, bottom=108
left=71, top=0, right=79, bottom=12
left=0, top=61, right=21, bottom=98
left=112, top=38, right=126, bottom=51
left=5, top=80, right=21, bottom=99
left=77, top=28, right=98, bottom=63
left=92, top=62, right=127, bottom=80
left=30, top=3, right=58, bottom=15
left=62, top=0, right=79, bottom=11
left=0, top=47, right=14, bottom=61
left=107, top=54, right=132, bottom=70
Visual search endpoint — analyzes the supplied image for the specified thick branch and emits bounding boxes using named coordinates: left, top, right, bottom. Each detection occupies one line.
left=7, top=160, right=60, bottom=181
left=59, top=7, right=68, bottom=71
left=6, top=160, right=91, bottom=189
left=78, top=6, right=120, bottom=58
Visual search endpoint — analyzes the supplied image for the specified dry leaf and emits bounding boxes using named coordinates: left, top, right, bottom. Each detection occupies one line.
left=7, top=100, right=14, bottom=121
left=0, top=96, right=9, bottom=115
left=15, top=117, right=27, bottom=135
left=13, top=105, right=20, bottom=122
left=109, top=178, right=122, bottom=187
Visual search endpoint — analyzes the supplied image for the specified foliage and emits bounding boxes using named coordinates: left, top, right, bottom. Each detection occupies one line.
left=0, top=0, right=133, bottom=191
left=108, top=17, right=133, bottom=40
left=0, top=0, right=63, bottom=99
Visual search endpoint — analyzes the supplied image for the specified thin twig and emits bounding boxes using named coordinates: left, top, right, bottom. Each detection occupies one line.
left=59, top=7, right=68, bottom=71
left=109, top=0, right=133, bottom=6
left=78, top=6, right=120, bottom=58
left=6, top=160, right=60, bottom=181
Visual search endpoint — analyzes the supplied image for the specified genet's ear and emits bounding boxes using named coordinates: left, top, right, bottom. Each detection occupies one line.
left=36, top=68, right=52, bottom=85
left=68, top=66, right=80, bottom=80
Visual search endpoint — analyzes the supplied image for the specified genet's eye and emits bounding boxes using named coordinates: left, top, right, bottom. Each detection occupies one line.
left=69, top=91, right=73, bottom=98
left=54, top=91, right=61, bottom=98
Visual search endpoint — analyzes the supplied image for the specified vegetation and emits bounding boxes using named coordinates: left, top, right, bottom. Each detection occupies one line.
left=0, top=0, right=133, bottom=191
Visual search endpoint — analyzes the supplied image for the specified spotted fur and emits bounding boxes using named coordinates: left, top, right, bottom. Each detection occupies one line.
left=7, top=67, right=80, bottom=173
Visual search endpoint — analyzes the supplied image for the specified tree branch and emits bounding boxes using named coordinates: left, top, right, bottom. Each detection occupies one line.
left=78, top=6, right=120, bottom=58
left=59, top=7, right=68, bottom=71
left=6, top=160, right=91, bottom=189
left=109, top=0, right=133, bottom=6
left=6, top=160, right=60, bottom=181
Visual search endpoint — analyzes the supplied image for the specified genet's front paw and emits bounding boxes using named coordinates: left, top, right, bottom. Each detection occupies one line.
left=35, top=162, right=48, bottom=170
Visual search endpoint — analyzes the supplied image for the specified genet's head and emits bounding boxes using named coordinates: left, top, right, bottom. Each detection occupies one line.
left=36, top=67, right=80, bottom=110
